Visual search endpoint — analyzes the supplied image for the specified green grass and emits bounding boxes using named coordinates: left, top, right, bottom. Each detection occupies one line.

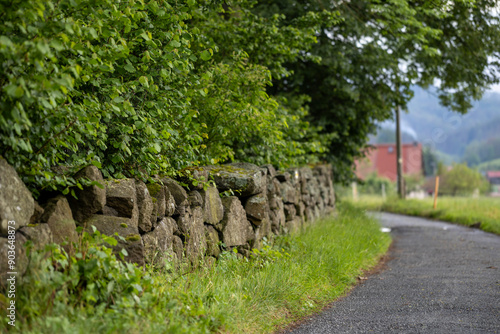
left=348, top=195, right=500, bottom=235
left=3, top=203, right=390, bottom=334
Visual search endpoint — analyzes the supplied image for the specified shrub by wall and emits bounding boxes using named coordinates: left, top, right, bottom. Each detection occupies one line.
left=0, top=0, right=328, bottom=198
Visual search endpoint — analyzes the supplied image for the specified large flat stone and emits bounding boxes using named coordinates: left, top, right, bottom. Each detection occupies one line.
left=245, top=192, right=268, bottom=225
left=41, top=196, right=78, bottom=251
left=0, top=157, right=34, bottom=235
left=220, top=197, right=249, bottom=247
left=175, top=207, right=206, bottom=264
left=18, top=224, right=53, bottom=251
left=142, top=217, right=176, bottom=266
left=185, top=207, right=207, bottom=264
left=162, top=177, right=188, bottom=208
left=172, top=235, right=184, bottom=263
left=280, top=181, right=299, bottom=204
left=165, top=187, right=176, bottom=217
left=200, top=186, right=224, bottom=226
left=206, top=163, right=265, bottom=197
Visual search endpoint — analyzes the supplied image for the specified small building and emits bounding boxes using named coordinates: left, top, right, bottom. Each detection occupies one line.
left=486, top=171, right=500, bottom=194
left=355, top=142, right=423, bottom=182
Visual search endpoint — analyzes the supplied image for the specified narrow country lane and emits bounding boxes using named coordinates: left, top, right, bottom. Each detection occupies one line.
left=286, top=212, right=500, bottom=334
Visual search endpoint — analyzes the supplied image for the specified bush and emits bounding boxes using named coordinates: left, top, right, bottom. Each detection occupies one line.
left=2, top=229, right=146, bottom=327
left=1, top=228, right=223, bottom=332
left=0, top=0, right=327, bottom=196
left=358, top=173, right=395, bottom=196
left=438, top=163, right=490, bottom=196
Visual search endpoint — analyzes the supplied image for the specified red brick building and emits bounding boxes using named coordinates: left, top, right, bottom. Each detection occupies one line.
left=355, top=143, right=423, bottom=181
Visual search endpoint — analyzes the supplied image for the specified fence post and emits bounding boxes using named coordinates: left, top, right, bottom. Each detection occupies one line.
left=433, top=176, right=440, bottom=209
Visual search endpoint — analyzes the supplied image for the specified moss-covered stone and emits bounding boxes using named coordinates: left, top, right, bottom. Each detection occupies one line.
left=147, top=181, right=166, bottom=220
left=146, top=183, right=162, bottom=197
left=126, top=234, right=141, bottom=242
left=205, top=163, right=265, bottom=197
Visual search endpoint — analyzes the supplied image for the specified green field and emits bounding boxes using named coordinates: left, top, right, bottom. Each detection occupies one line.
left=2, top=203, right=390, bottom=334
left=347, top=195, right=500, bottom=235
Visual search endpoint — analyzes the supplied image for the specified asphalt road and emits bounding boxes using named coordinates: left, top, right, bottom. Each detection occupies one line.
left=287, top=212, right=500, bottom=334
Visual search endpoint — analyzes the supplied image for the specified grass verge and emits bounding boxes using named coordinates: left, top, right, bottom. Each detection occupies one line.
left=348, top=195, right=500, bottom=235
left=1, top=203, right=390, bottom=333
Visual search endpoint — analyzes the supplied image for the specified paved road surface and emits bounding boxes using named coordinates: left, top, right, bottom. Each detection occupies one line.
left=287, top=212, right=500, bottom=334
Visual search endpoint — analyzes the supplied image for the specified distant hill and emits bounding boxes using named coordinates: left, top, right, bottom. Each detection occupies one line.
left=375, top=87, right=500, bottom=164
left=477, top=158, right=500, bottom=172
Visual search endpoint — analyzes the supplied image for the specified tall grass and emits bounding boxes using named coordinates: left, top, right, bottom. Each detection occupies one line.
left=348, top=195, right=500, bottom=235
left=3, top=203, right=390, bottom=333
left=177, top=203, right=391, bottom=333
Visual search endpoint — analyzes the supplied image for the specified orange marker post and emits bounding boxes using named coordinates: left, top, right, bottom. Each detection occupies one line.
left=433, top=176, right=440, bottom=209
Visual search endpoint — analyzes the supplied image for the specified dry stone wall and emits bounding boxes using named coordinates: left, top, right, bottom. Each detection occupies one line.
left=0, top=157, right=335, bottom=279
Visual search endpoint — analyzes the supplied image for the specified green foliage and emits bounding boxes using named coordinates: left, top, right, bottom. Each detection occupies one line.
left=188, top=1, right=330, bottom=168
left=0, top=0, right=202, bottom=193
left=359, top=173, right=395, bottom=196
left=0, top=0, right=326, bottom=195
left=438, top=163, right=490, bottom=196
left=2, top=229, right=223, bottom=333
left=403, top=173, right=425, bottom=193
left=2, top=0, right=500, bottom=191
left=5, top=230, right=146, bottom=326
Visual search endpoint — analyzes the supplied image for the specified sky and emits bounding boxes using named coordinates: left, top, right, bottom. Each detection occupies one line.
left=487, top=83, right=500, bottom=94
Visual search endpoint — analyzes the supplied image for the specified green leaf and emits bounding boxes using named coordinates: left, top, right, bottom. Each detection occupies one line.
left=124, top=64, right=136, bottom=73
left=5, top=84, right=24, bottom=98
left=91, top=160, right=102, bottom=168
left=200, top=50, right=211, bottom=61
left=99, top=64, right=112, bottom=72
left=139, top=76, right=149, bottom=88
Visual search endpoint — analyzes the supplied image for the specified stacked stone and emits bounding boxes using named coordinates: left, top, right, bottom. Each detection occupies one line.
left=0, top=158, right=79, bottom=280
left=0, top=157, right=336, bottom=277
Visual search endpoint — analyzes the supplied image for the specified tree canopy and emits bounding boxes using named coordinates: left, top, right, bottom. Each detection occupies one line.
left=1, top=0, right=499, bottom=194
left=255, top=0, right=500, bottom=180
